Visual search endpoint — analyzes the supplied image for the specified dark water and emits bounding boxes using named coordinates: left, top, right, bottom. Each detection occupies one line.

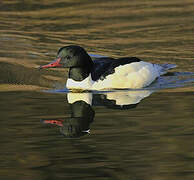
left=1, top=0, right=194, bottom=179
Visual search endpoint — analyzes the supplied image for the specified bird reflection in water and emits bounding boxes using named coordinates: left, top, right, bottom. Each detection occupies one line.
left=42, top=90, right=153, bottom=138
left=42, top=95, right=94, bottom=138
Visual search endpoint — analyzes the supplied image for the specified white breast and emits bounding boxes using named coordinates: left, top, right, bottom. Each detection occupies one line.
left=66, top=61, right=162, bottom=90
left=66, top=74, right=94, bottom=90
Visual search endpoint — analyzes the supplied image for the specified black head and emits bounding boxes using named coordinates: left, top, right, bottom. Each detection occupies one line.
left=39, top=45, right=93, bottom=69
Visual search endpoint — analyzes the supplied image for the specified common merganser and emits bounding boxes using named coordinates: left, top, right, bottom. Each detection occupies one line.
left=39, top=45, right=176, bottom=90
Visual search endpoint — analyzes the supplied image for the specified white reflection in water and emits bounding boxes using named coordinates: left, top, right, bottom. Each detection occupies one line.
left=67, top=90, right=153, bottom=106
left=67, top=92, right=93, bottom=105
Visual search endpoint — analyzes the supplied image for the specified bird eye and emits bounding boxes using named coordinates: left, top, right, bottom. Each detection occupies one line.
left=66, top=55, right=71, bottom=60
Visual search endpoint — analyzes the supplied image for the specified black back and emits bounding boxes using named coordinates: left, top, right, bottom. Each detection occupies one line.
left=91, top=57, right=141, bottom=81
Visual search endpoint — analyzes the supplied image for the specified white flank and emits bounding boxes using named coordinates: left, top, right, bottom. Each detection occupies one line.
left=66, top=61, right=164, bottom=90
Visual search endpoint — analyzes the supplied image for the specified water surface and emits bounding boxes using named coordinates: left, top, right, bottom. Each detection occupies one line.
left=1, top=0, right=194, bottom=179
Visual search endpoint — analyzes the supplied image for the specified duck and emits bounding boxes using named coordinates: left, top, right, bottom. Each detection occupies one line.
left=39, top=45, right=176, bottom=90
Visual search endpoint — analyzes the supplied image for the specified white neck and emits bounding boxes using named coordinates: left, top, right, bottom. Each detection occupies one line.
left=66, top=74, right=94, bottom=90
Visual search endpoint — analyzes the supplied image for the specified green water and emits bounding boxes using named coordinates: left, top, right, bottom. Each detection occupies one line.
left=1, top=0, right=194, bottom=179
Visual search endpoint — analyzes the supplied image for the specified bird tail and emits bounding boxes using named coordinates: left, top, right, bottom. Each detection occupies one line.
left=155, top=64, right=177, bottom=75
